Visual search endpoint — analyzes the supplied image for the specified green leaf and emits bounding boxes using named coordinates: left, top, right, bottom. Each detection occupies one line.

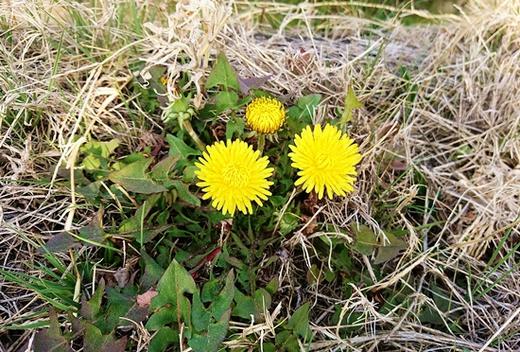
left=168, top=95, right=190, bottom=113
left=254, top=288, right=271, bottom=318
left=108, top=159, right=167, bottom=194
left=33, top=311, right=72, bottom=352
left=78, top=217, right=105, bottom=244
left=263, top=342, right=277, bottom=352
left=352, top=224, right=378, bottom=256
left=150, top=155, right=178, bottom=183
left=140, top=251, right=165, bottom=289
left=265, top=278, right=279, bottom=295
left=215, top=91, right=239, bottom=112
left=166, top=134, right=200, bottom=159
left=83, top=322, right=127, bottom=352
left=278, top=212, right=299, bottom=236
left=145, top=306, right=177, bottom=331
left=286, top=94, right=321, bottom=133
left=275, top=331, right=300, bottom=352
left=182, top=165, right=198, bottom=183
left=80, top=139, right=120, bottom=174
left=296, top=94, right=321, bottom=110
left=232, top=290, right=255, bottom=319
left=119, top=193, right=161, bottom=242
left=80, top=280, right=105, bottom=320
left=102, top=288, right=134, bottom=332
left=151, top=260, right=197, bottom=328
left=82, top=139, right=120, bottom=159
left=172, top=180, right=201, bottom=207
left=148, top=327, right=178, bottom=352
left=188, top=310, right=230, bottom=352
left=210, top=271, right=235, bottom=320
left=340, top=86, right=362, bottom=124
left=206, top=52, right=240, bottom=91
left=373, top=230, right=407, bottom=264
left=77, top=181, right=102, bottom=203
left=287, top=302, right=311, bottom=340
left=226, top=116, right=245, bottom=140
left=201, top=279, right=221, bottom=303
left=191, top=292, right=211, bottom=332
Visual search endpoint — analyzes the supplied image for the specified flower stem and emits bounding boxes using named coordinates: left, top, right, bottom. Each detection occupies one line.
left=257, top=133, right=265, bottom=153
left=182, top=119, right=206, bottom=150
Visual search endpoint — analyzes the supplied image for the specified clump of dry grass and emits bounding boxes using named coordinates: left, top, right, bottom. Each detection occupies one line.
left=1, top=0, right=519, bottom=350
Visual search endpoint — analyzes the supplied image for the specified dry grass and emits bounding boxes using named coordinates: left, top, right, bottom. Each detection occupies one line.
left=1, top=0, right=519, bottom=351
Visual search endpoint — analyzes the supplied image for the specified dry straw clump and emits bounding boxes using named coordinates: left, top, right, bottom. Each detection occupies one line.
left=1, top=0, right=519, bottom=350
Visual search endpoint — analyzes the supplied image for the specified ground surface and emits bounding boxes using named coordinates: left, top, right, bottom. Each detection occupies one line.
left=1, top=1, right=519, bottom=351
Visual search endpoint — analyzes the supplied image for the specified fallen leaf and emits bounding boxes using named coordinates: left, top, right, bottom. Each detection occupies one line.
left=137, top=289, right=158, bottom=308
left=43, top=233, right=80, bottom=253
left=238, top=75, right=272, bottom=95
left=114, top=267, right=129, bottom=288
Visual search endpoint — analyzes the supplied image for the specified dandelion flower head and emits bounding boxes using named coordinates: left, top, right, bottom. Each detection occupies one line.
left=245, top=97, right=285, bottom=134
left=195, top=140, right=273, bottom=215
left=289, top=124, right=362, bottom=199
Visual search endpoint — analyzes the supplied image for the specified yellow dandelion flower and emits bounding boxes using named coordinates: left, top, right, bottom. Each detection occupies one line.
left=245, top=97, right=285, bottom=134
left=195, top=140, right=274, bottom=216
left=289, top=124, right=362, bottom=199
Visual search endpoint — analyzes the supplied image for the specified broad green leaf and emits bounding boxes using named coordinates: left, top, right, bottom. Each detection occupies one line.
left=33, top=311, right=72, bottom=352
left=167, top=95, right=190, bottom=114
left=286, top=94, right=321, bottom=133
left=340, top=86, right=362, bottom=124
left=232, top=290, right=255, bottom=319
left=275, top=331, right=299, bottom=352
left=278, top=212, right=299, bottom=236
left=151, top=260, right=197, bottom=329
left=145, top=65, right=168, bottom=96
left=80, top=280, right=105, bottom=320
left=77, top=181, right=102, bottom=203
left=225, top=116, right=245, bottom=140
left=82, top=139, right=120, bottom=159
left=140, top=251, right=165, bottom=289
left=191, top=292, right=211, bottom=332
left=373, top=230, right=407, bottom=264
left=148, top=327, right=178, bottom=352
left=254, top=288, right=271, bottom=318
left=119, top=193, right=160, bottom=236
left=172, top=180, right=201, bottom=207
left=150, top=155, right=178, bottom=183
left=296, top=94, right=321, bottom=110
left=102, top=288, right=134, bottom=332
left=265, top=278, right=279, bottom=295
left=108, top=159, right=167, bottom=194
left=201, top=279, right=221, bottom=303
left=206, top=52, right=240, bottom=91
left=419, top=305, right=445, bottom=325
left=166, top=134, right=200, bottom=159
left=215, top=91, right=239, bottom=112
left=287, top=302, right=311, bottom=340
left=80, top=139, right=120, bottom=173
left=78, top=217, right=105, bottom=244
left=262, top=342, right=277, bottom=352
left=182, top=165, right=198, bottom=183
left=210, top=271, right=235, bottom=320
left=145, top=306, right=176, bottom=331
left=306, top=264, right=320, bottom=285
left=83, top=322, right=127, bottom=352
left=351, top=224, right=378, bottom=256
left=188, top=310, right=230, bottom=352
